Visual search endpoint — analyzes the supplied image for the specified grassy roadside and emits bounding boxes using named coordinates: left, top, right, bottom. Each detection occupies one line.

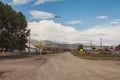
left=71, top=51, right=120, bottom=60
left=0, top=55, right=31, bottom=60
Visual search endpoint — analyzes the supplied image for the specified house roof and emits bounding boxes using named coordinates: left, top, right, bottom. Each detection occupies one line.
left=26, top=43, right=37, bottom=48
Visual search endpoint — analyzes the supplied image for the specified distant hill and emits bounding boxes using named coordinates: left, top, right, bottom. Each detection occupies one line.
left=30, top=39, right=46, bottom=46
left=30, top=39, right=40, bottom=46
left=42, top=40, right=71, bottom=48
left=30, top=39, right=112, bottom=49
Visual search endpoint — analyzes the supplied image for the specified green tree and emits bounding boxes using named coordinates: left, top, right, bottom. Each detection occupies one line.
left=92, top=46, right=96, bottom=51
left=77, top=44, right=83, bottom=51
left=0, top=1, right=29, bottom=52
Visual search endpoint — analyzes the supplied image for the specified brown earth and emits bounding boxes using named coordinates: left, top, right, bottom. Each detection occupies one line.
left=0, top=52, right=120, bottom=80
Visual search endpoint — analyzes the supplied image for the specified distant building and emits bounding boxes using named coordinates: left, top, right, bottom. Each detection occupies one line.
left=83, top=46, right=92, bottom=54
left=112, top=47, right=120, bottom=55
left=23, top=43, right=39, bottom=53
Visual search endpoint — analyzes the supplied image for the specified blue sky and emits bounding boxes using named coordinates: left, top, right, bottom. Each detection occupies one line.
left=1, top=0, right=120, bottom=45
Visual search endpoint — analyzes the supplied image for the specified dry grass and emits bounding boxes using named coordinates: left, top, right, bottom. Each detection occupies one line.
left=71, top=51, right=120, bottom=60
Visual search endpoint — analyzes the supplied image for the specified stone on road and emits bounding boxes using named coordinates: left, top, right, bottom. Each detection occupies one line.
left=0, top=52, right=120, bottom=80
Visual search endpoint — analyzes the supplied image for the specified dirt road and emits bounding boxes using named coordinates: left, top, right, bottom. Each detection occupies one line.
left=0, top=52, right=120, bottom=80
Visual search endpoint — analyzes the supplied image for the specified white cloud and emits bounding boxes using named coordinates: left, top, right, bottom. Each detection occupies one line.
left=10, top=0, right=60, bottom=5
left=110, top=19, right=120, bottom=25
left=28, top=20, right=76, bottom=43
left=96, top=16, right=108, bottom=19
left=29, top=10, right=55, bottom=20
left=8, top=3, right=12, bottom=5
left=34, top=0, right=60, bottom=5
left=66, top=20, right=83, bottom=25
left=28, top=20, right=120, bottom=45
left=11, top=0, right=32, bottom=5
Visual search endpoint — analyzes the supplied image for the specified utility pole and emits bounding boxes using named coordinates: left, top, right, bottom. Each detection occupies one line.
left=90, top=40, right=92, bottom=54
left=90, top=40, right=92, bottom=47
left=39, top=41, right=42, bottom=59
left=100, top=38, right=102, bottom=50
left=28, top=29, right=31, bottom=55
left=28, top=35, right=31, bottom=55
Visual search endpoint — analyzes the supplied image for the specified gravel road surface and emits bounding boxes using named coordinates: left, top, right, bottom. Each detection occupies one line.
left=0, top=52, right=120, bottom=80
